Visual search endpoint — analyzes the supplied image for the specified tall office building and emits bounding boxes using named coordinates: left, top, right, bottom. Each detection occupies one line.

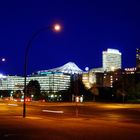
left=102, top=48, right=122, bottom=72
left=136, top=48, right=140, bottom=70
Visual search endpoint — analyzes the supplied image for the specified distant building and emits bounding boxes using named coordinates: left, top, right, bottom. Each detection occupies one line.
left=82, top=69, right=122, bottom=88
left=82, top=72, right=96, bottom=89
left=82, top=70, right=104, bottom=89
left=136, top=48, right=140, bottom=70
left=82, top=48, right=122, bottom=88
left=90, top=67, right=104, bottom=73
left=102, top=48, right=122, bottom=72
left=124, top=67, right=136, bottom=74
left=103, top=69, right=122, bottom=87
left=0, top=62, right=83, bottom=93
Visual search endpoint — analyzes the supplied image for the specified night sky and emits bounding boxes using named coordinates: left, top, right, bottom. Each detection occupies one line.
left=0, top=0, right=139, bottom=75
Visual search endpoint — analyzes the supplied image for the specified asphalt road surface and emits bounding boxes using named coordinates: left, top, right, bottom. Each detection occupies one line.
left=0, top=100, right=140, bottom=140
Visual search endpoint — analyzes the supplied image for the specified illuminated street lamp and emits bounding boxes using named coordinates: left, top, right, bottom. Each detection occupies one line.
left=54, top=24, right=61, bottom=31
left=23, top=24, right=61, bottom=118
left=1, top=58, right=6, bottom=62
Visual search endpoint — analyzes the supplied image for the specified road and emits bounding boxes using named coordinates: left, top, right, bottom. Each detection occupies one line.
left=3, top=101, right=140, bottom=123
left=0, top=100, right=140, bottom=139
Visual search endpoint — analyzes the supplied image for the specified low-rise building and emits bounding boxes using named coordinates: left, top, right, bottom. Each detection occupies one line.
left=0, top=62, right=83, bottom=93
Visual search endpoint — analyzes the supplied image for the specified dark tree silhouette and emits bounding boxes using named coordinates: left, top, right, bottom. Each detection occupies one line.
left=113, top=73, right=140, bottom=102
left=26, top=80, right=41, bottom=100
left=68, top=74, right=92, bottom=101
left=90, top=83, right=99, bottom=101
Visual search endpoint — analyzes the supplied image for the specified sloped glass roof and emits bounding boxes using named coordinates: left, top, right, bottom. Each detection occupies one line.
left=37, top=62, right=83, bottom=75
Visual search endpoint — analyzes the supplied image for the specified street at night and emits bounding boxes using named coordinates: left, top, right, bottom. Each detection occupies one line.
left=0, top=0, right=140, bottom=140
left=0, top=100, right=140, bottom=140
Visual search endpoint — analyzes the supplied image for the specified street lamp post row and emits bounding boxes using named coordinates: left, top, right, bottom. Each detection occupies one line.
left=23, top=24, right=61, bottom=118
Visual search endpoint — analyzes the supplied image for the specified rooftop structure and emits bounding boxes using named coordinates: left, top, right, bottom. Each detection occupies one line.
left=36, top=62, right=83, bottom=75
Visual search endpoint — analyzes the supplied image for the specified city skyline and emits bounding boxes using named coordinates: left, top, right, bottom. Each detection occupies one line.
left=0, top=0, right=139, bottom=75
left=0, top=47, right=136, bottom=76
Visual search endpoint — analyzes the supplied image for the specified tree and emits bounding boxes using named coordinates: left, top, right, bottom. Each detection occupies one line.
left=68, top=74, right=92, bottom=101
left=90, top=83, right=99, bottom=101
left=26, top=80, right=41, bottom=100
left=128, top=82, right=140, bottom=100
left=113, top=74, right=137, bottom=102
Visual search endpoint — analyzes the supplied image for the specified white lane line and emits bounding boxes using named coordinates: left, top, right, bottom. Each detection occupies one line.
left=42, top=110, right=64, bottom=114
left=8, top=104, right=18, bottom=107
left=26, top=117, right=42, bottom=120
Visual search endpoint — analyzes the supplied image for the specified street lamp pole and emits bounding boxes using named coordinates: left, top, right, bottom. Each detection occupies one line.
left=74, top=73, right=79, bottom=117
left=23, top=24, right=61, bottom=118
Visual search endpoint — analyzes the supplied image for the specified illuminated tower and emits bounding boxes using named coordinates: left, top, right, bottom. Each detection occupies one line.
left=136, top=48, right=140, bottom=70
left=103, top=48, right=122, bottom=71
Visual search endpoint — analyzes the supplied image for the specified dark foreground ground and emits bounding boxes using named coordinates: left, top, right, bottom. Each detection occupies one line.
left=0, top=116, right=140, bottom=140
left=0, top=101, right=140, bottom=140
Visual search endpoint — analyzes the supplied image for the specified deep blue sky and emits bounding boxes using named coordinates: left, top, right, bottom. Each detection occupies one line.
left=0, top=0, right=139, bottom=75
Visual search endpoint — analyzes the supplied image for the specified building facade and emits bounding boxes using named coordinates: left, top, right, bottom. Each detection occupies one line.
left=82, top=72, right=96, bottom=89
left=0, top=73, right=71, bottom=93
left=0, top=62, right=83, bottom=93
left=102, top=48, right=122, bottom=72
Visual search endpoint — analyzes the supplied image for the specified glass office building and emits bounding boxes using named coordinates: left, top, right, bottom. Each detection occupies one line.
left=0, top=74, right=70, bottom=92
left=0, top=62, right=83, bottom=93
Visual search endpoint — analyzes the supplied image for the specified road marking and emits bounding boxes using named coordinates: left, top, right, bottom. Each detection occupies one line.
left=8, top=104, right=18, bottom=106
left=26, top=117, right=42, bottom=120
left=42, top=110, right=64, bottom=114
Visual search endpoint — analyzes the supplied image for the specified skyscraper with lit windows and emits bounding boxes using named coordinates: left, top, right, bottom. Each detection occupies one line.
left=102, top=48, right=122, bottom=72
